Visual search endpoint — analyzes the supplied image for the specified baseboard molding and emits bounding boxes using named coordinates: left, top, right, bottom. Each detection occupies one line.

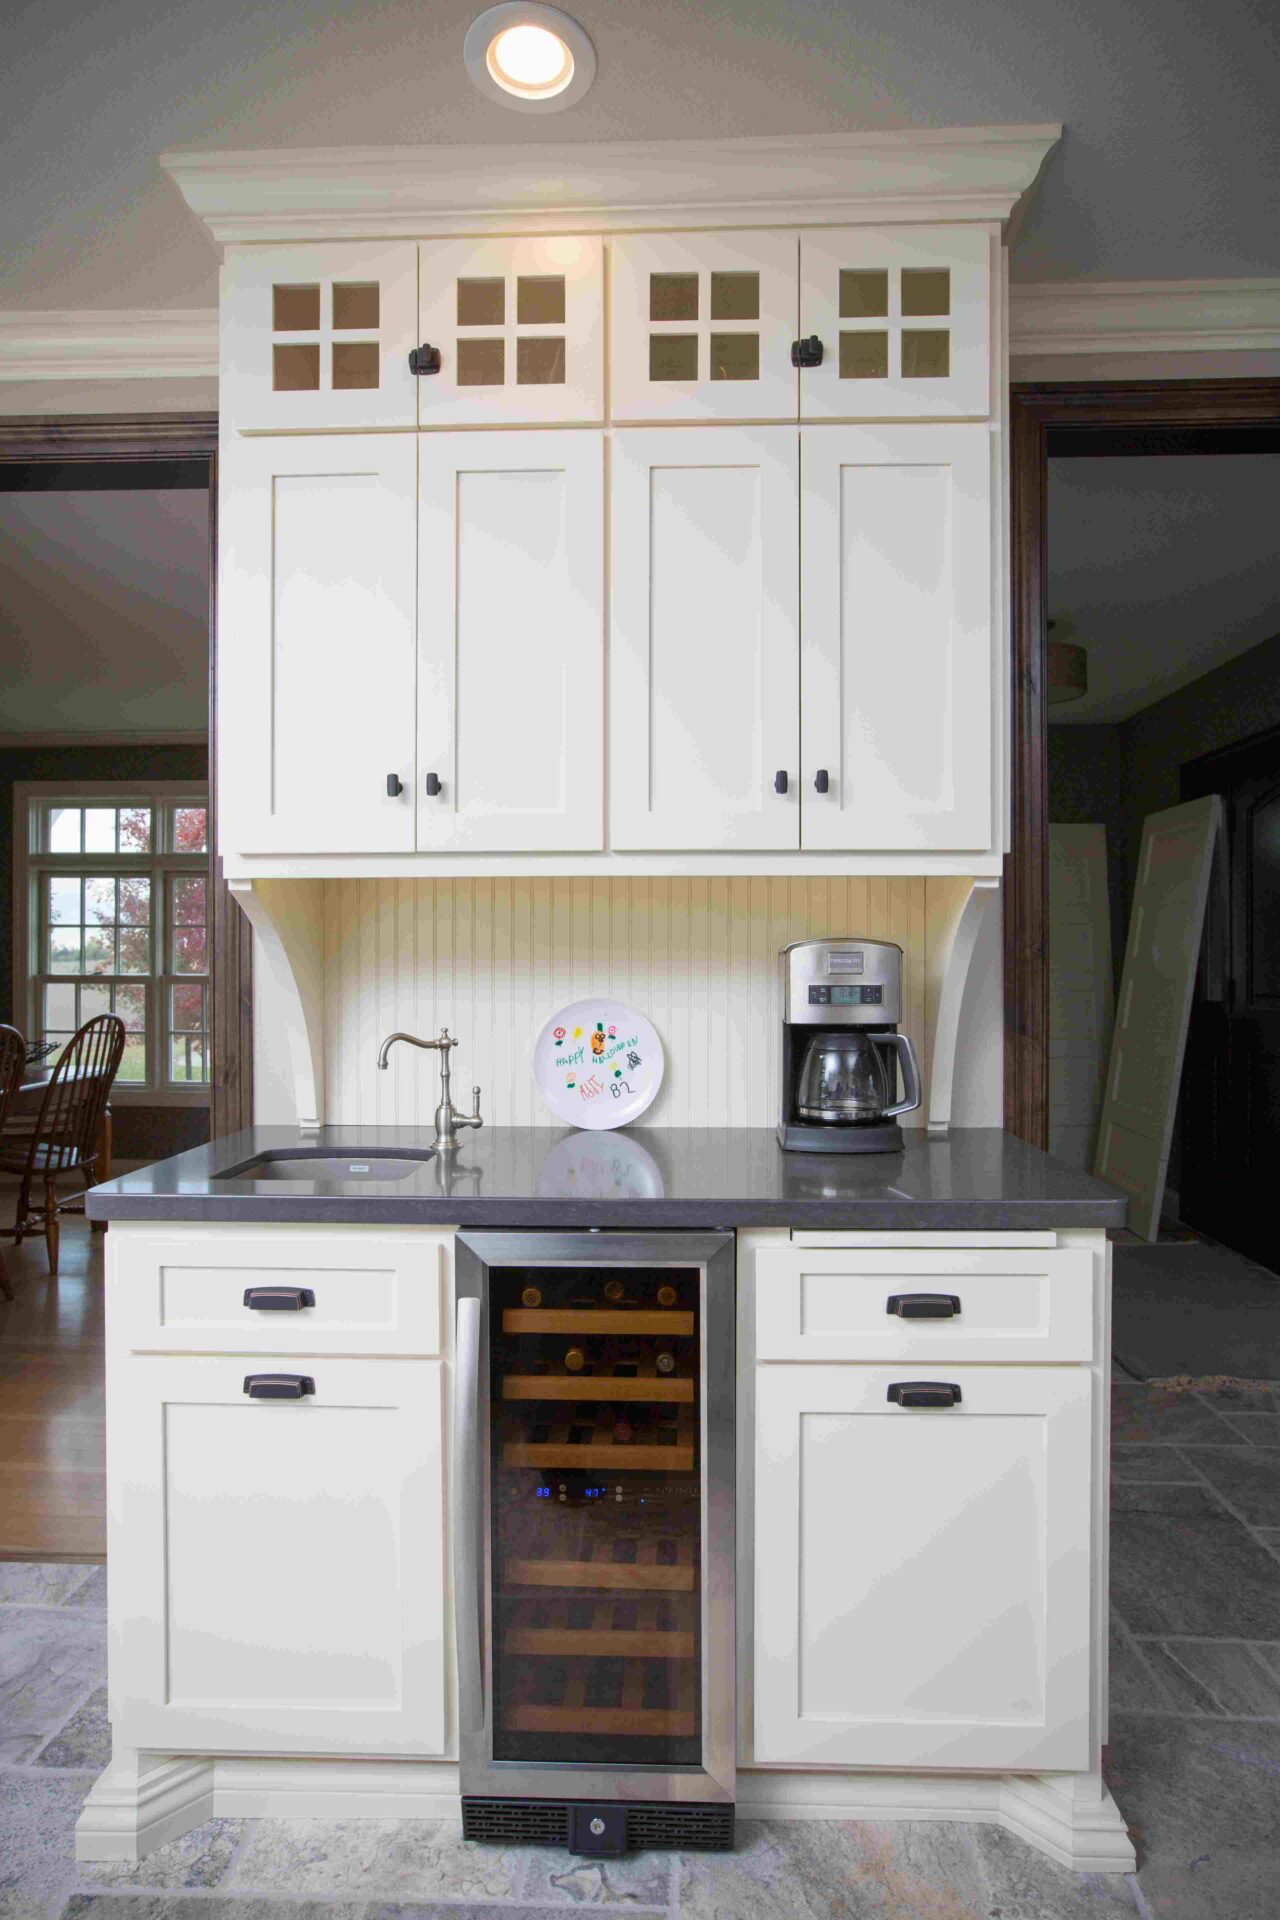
left=76, top=1753, right=1135, bottom=1874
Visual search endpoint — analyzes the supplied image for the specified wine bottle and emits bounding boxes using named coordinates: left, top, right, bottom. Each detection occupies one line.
left=564, top=1347, right=587, bottom=1373
left=655, top=1350, right=677, bottom=1376
left=521, top=1285, right=543, bottom=1308
left=656, top=1283, right=678, bottom=1307
left=603, top=1278, right=626, bottom=1303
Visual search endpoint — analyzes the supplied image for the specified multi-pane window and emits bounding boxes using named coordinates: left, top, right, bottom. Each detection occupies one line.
left=25, top=791, right=210, bottom=1096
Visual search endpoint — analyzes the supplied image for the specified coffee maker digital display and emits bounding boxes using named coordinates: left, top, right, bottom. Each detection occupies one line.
left=778, top=938, right=922, bottom=1154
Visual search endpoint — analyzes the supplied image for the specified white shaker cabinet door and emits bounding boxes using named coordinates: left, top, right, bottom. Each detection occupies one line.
left=417, top=432, right=604, bottom=851
left=219, top=434, right=418, bottom=855
left=610, top=233, right=798, bottom=421
left=754, top=1365, right=1092, bottom=1772
left=111, top=1356, right=448, bottom=1757
left=799, top=225, right=991, bottom=420
left=799, top=424, right=993, bottom=853
left=221, top=242, right=418, bottom=432
left=417, top=236, right=603, bottom=426
left=610, top=428, right=800, bottom=851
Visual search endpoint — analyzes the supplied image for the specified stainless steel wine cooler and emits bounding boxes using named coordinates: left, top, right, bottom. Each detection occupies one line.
left=453, top=1231, right=736, bottom=1855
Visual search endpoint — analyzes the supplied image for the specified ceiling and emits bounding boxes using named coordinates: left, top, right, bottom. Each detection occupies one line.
left=1047, top=453, right=1280, bottom=725
left=0, top=488, right=209, bottom=735
left=1, top=0, right=1279, bottom=316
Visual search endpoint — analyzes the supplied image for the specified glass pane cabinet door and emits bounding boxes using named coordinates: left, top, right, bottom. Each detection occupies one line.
left=610, top=234, right=798, bottom=422
left=799, top=226, right=991, bottom=420
left=221, top=242, right=418, bottom=431
left=416, top=236, right=603, bottom=425
left=489, top=1262, right=704, bottom=1769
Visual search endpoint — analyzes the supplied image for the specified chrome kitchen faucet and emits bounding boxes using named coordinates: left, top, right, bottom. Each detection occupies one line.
left=377, top=1028, right=484, bottom=1152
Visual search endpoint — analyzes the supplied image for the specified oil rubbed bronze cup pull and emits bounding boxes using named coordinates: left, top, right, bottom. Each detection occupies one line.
left=886, top=1293, right=961, bottom=1319
left=243, top=1374, right=316, bottom=1400
left=886, top=1380, right=962, bottom=1409
left=243, top=1286, right=316, bottom=1312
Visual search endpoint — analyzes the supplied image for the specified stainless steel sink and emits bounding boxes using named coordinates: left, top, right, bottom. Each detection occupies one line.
left=216, top=1149, right=436, bottom=1184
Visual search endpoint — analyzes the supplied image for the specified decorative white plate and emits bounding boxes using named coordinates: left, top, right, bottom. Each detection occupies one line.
left=533, top=999, right=664, bottom=1131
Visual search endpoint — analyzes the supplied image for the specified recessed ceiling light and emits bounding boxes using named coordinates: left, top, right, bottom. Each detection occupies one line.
left=464, top=4, right=596, bottom=112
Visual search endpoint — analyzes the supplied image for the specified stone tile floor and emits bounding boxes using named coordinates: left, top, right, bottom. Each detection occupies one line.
left=3, top=1382, right=1279, bottom=1920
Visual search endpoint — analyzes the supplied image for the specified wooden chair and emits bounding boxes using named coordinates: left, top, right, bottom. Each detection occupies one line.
left=0, top=1015, right=125, bottom=1277
left=0, top=1025, right=26, bottom=1301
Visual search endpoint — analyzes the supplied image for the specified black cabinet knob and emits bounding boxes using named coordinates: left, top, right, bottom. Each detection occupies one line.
left=409, top=343, right=442, bottom=376
left=243, top=1373, right=316, bottom=1400
left=425, top=772, right=442, bottom=797
left=886, top=1293, right=961, bottom=1319
left=814, top=768, right=830, bottom=794
left=791, top=335, right=824, bottom=369
left=887, top=1381, right=962, bottom=1409
left=774, top=770, right=789, bottom=795
left=386, top=774, right=403, bottom=797
left=243, top=1287, right=316, bottom=1312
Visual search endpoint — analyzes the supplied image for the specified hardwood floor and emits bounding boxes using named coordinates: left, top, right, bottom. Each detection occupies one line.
left=0, top=1211, right=105, bottom=1559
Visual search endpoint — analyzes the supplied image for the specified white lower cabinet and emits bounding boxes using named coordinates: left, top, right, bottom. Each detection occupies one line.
left=111, top=1354, right=448, bottom=1757
left=753, top=1363, right=1092, bottom=1771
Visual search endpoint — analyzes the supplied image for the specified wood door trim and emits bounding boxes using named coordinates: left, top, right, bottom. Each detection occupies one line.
left=0, top=413, right=252, bottom=1138
left=1005, top=379, right=1280, bottom=1148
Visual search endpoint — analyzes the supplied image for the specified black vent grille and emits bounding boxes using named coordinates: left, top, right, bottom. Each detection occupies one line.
left=462, top=1797, right=734, bottom=1853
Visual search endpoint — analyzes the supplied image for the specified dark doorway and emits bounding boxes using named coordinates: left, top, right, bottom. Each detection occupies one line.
left=1182, top=727, right=1280, bottom=1269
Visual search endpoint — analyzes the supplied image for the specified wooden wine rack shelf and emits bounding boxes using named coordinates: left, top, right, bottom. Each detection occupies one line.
left=504, top=1402, right=695, bottom=1472
left=502, top=1613, right=699, bottom=1740
left=505, top=1532, right=696, bottom=1594
left=505, top=1596, right=696, bottom=1662
left=502, top=1308, right=694, bottom=1336
left=502, top=1362, right=694, bottom=1404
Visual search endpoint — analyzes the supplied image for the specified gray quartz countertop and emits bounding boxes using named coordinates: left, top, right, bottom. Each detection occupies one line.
left=86, top=1126, right=1127, bottom=1230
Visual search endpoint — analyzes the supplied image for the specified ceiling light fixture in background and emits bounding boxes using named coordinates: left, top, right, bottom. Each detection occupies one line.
left=464, top=4, right=596, bottom=111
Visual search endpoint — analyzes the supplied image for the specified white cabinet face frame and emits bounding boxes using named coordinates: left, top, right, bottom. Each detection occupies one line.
left=221, top=242, right=418, bottom=432
left=610, top=427, right=801, bottom=851
left=800, top=423, right=993, bottom=853
left=753, top=1364, right=1093, bottom=1772
left=610, top=233, right=799, bottom=422
left=800, top=225, right=992, bottom=420
left=219, top=434, right=419, bottom=856
left=417, top=236, right=603, bottom=425
left=111, top=1356, right=447, bottom=1757
left=111, top=1227, right=446, bottom=1358
left=754, top=1245, right=1095, bottom=1364
left=417, top=431, right=605, bottom=852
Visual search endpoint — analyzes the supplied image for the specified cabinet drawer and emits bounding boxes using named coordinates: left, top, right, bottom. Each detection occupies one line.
left=755, top=1246, right=1093, bottom=1363
left=110, top=1228, right=446, bottom=1356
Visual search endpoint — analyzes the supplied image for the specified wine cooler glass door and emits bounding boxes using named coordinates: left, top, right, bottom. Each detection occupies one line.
left=455, top=1231, right=735, bottom=1805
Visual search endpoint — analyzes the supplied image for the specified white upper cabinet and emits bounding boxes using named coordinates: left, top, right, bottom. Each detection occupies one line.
left=219, top=434, right=418, bottom=855
left=221, top=242, right=418, bottom=431
left=799, top=226, right=991, bottom=419
left=610, top=233, right=798, bottom=422
left=417, top=431, right=604, bottom=851
left=753, top=1364, right=1092, bottom=1772
left=800, top=423, right=993, bottom=852
left=417, top=236, right=604, bottom=425
left=610, top=428, right=800, bottom=851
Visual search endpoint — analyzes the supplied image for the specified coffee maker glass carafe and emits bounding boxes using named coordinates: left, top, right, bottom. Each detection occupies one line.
left=796, top=1029, right=921, bottom=1125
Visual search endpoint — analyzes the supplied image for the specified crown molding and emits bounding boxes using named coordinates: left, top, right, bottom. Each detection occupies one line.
left=160, top=124, right=1062, bottom=242
left=0, top=310, right=218, bottom=382
left=1009, top=278, right=1280, bottom=356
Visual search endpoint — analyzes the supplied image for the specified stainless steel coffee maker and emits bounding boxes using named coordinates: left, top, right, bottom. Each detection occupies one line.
left=777, top=938, right=922, bottom=1153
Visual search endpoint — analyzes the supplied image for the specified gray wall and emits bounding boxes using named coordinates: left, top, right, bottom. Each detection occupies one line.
left=1049, top=629, right=1280, bottom=987
left=0, top=741, right=209, bottom=1162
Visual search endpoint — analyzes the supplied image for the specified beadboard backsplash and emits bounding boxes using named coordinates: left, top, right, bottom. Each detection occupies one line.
left=321, top=876, right=975, bottom=1129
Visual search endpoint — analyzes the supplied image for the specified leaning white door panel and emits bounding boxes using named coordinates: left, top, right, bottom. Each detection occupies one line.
left=610, top=428, right=800, bottom=851
left=754, top=1365, right=1092, bottom=1770
left=800, top=424, right=992, bottom=852
left=112, top=1356, right=447, bottom=1756
left=417, top=432, right=604, bottom=851
left=219, top=434, right=418, bottom=856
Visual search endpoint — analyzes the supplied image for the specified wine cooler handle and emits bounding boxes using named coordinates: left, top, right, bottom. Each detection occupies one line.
left=453, top=1295, right=485, bottom=1735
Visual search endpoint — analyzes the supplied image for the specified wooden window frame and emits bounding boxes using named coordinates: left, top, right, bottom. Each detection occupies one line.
left=0, top=415, right=252, bottom=1138
left=1006, top=379, right=1280, bottom=1147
